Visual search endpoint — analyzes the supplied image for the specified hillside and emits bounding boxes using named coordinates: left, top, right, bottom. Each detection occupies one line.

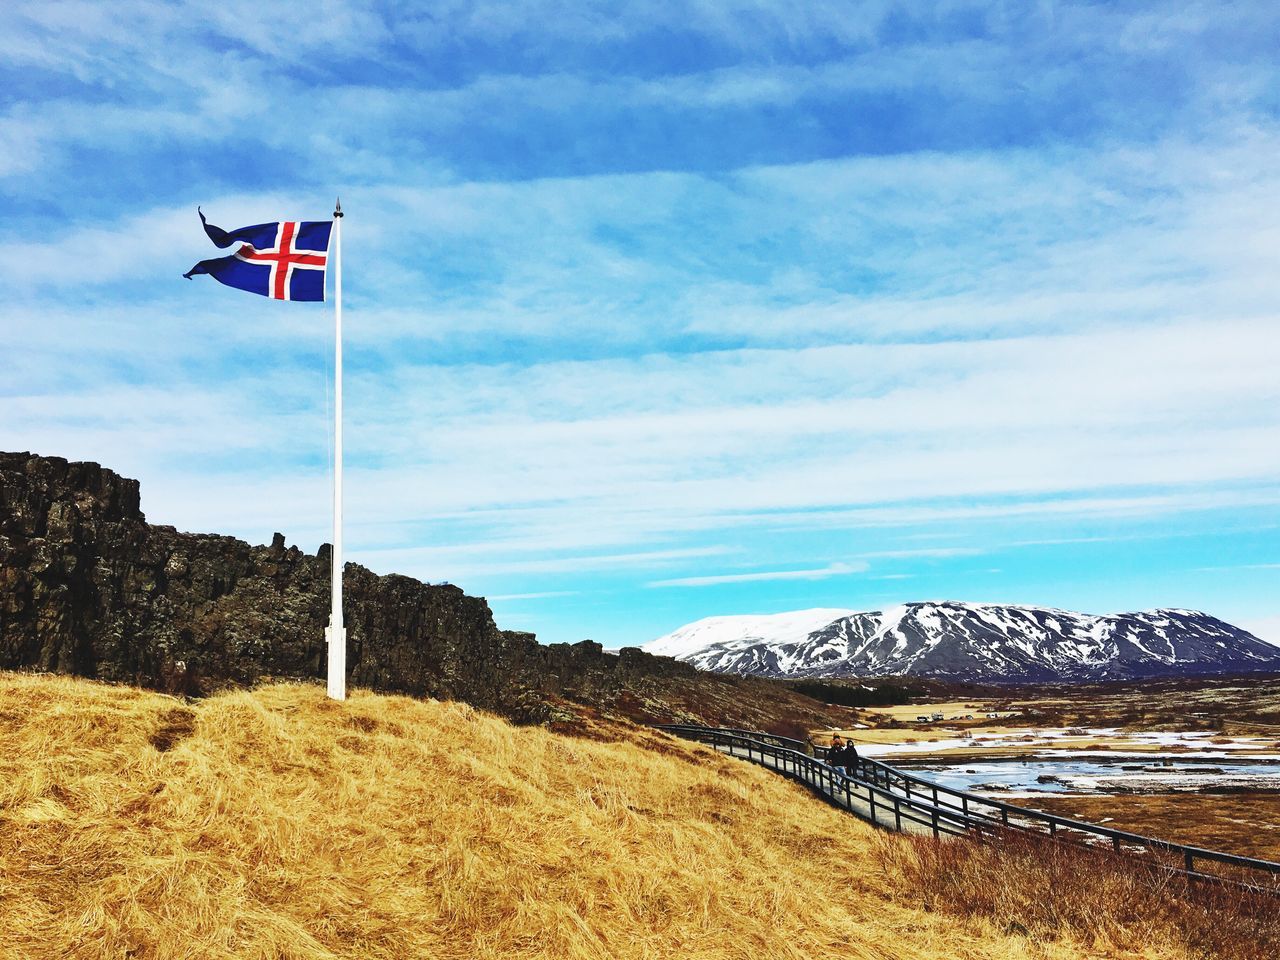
left=0, top=451, right=855, bottom=735
left=647, top=602, right=1280, bottom=681
left=0, top=670, right=1234, bottom=960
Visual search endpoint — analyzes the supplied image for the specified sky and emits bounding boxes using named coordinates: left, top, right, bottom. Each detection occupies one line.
left=2, top=1, right=1278, bottom=649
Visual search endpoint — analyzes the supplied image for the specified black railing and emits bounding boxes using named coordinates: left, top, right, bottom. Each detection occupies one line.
left=656, top=724, right=1280, bottom=892
left=657, top=724, right=982, bottom=841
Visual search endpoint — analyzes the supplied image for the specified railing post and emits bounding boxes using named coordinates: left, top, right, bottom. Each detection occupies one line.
left=932, top=808, right=939, bottom=839
left=894, top=796, right=902, bottom=831
left=1184, top=850, right=1194, bottom=873
left=869, top=788, right=877, bottom=825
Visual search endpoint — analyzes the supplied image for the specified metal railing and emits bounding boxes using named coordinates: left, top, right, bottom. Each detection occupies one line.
left=655, top=725, right=983, bottom=841
left=656, top=723, right=1280, bottom=891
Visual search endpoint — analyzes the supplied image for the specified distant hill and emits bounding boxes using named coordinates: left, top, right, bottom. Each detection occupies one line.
left=645, top=602, right=1280, bottom=682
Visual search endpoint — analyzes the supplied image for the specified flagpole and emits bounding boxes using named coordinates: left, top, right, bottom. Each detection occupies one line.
left=326, top=197, right=346, bottom=701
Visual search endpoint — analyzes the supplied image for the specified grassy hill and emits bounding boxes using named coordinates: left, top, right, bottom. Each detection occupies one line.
left=0, top=671, right=1268, bottom=960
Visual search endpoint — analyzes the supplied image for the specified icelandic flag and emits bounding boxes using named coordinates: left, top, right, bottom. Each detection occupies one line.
left=183, top=209, right=332, bottom=302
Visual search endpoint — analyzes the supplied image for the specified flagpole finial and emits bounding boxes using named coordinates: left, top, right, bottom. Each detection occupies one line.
left=334, top=197, right=343, bottom=219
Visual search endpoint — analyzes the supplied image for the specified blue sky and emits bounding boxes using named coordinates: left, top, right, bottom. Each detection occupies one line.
left=2, top=1, right=1279, bottom=648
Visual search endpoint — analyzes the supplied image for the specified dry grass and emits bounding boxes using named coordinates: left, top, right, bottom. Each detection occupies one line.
left=855, top=700, right=996, bottom=723
left=874, top=830, right=1280, bottom=960
left=1027, top=792, right=1280, bottom=864
left=0, top=671, right=1153, bottom=960
left=996, top=676, right=1280, bottom=733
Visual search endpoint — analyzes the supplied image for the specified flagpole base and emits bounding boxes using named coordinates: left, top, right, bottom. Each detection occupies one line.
left=325, top=625, right=347, bottom=701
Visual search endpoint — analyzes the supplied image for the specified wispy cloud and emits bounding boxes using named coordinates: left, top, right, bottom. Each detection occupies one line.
left=647, top=561, right=869, bottom=588
left=861, top=548, right=985, bottom=560
left=356, top=545, right=737, bottom=580
left=487, top=591, right=580, bottom=601
left=1195, top=563, right=1280, bottom=572
left=3, top=1, right=1279, bottom=645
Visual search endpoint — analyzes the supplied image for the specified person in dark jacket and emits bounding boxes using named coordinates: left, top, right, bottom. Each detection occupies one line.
left=828, top=736, right=859, bottom=771
left=828, top=735, right=845, bottom=765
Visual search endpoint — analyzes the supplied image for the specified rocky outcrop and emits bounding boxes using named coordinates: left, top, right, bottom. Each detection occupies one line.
left=0, top=452, right=695, bottom=723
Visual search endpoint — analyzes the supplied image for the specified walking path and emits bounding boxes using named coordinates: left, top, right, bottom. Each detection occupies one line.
left=712, top=741, right=961, bottom=838
left=664, top=724, right=1280, bottom=893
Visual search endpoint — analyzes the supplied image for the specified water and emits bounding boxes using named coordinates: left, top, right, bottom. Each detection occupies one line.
left=899, top=758, right=1280, bottom=795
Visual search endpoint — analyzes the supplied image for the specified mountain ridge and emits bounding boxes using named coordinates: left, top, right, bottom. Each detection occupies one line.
left=644, top=601, right=1280, bottom=682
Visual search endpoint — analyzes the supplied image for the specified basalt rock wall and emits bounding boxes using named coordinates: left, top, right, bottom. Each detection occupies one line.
left=0, top=452, right=694, bottom=723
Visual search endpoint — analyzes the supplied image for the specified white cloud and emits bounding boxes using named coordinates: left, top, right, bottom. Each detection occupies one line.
left=3, top=9, right=1279, bottom=634
left=487, top=591, right=579, bottom=601
left=353, top=545, right=736, bottom=580
left=647, top=561, right=868, bottom=588
left=5, top=307, right=1278, bottom=574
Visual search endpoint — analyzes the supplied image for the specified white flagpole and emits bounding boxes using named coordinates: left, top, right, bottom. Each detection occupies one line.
left=326, top=197, right=347, bottom=701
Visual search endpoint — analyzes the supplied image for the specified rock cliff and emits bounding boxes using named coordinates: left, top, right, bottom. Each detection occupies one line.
left=0, top=452, right=699, bottom=724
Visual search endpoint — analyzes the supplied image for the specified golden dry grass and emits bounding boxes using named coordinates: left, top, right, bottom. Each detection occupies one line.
left=1026, top=792, right=1280, bottom=864
left=0, top=671, right=1251, bottom=960
left=874, top=829, right=1280, bottom=960
left=855, top=700, right=996, bottom=723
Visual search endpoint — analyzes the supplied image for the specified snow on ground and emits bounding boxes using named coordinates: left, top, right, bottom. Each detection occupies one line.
left=857, top=727, right=1280, bottom=759
left=856, top=726, right=1280, bottom=795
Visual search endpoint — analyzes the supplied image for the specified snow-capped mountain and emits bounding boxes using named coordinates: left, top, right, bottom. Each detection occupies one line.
left=643, top=602, right=1280, bottom=682
left=643, top=608, right=858, bottom=660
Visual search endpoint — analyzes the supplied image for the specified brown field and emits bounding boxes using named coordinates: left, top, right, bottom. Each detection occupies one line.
left=4, top=670, right=1277, bottom=960
left=855, top=699, right=1000, bottom=723
left=818, top=675, right=1280, bottom=734
left=983, top=675, right=1280, bottom=734
left=576, top=668, right=867, bottom=739
left=874, top=829, right=1280, bottom=960
left=1024, top=792, right=1280, bottom=864
left=809, top=675, right=1280, bottom=865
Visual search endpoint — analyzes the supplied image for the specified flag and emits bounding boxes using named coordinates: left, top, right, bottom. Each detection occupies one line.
left=183, top=208, right=332, bottom=302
